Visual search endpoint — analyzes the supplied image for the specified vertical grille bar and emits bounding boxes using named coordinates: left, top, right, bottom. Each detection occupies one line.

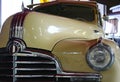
left=13, top=55, right=17, bottom=82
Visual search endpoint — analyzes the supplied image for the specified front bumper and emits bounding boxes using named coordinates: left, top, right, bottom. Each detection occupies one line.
left=56, top=72, right=102, bottom=82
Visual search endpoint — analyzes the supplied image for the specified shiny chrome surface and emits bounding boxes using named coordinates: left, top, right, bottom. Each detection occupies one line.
left=86, top=42, right=115, bottom=71
left=0, top=50, right=57, bottom=82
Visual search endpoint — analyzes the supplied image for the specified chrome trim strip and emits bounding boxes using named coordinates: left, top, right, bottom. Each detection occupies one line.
left=15, top=75, right=54, bottom=78
left=15, top=68, right=56, bottom=71
left=16, top=61, right=55, bottom=64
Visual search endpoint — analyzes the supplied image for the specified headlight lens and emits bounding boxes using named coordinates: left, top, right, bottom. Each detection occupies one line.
left=86, top=43, right=114, bottom=71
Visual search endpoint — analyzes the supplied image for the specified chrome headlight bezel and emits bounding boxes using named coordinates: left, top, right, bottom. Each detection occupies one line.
left=86, top=43, right=114, bottom=71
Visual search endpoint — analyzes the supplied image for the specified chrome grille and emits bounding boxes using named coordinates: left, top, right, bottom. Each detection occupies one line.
left=0, top=52, right=57, bottom=82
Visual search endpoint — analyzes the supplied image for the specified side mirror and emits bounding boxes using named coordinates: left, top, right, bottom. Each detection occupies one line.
left=103, top=15, right=109, bottom=21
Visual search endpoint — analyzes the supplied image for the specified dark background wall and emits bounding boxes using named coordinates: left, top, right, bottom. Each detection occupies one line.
left=0, top=0, right=1, bottom=28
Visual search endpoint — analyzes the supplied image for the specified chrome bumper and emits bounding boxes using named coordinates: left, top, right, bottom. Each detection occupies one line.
left=56, top=72, right=102, bottom=82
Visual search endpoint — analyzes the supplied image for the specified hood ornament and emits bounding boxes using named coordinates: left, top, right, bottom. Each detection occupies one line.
left=21, top=1, right=25, bottom=11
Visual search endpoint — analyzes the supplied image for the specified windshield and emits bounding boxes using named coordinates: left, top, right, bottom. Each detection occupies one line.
left=35, top=3, right=95, bottom=22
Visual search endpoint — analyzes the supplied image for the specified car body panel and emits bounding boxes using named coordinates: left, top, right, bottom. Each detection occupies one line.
left=23, top=12, right=104, bottom=50
left=0, top=1, right=120, bottom=82
left=0, top=16, right=12, bottom=48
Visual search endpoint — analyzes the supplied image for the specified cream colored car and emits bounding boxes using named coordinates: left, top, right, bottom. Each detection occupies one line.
left=0, top=1, right=120, bottom=82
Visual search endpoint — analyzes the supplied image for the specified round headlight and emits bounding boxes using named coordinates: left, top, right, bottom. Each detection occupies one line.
left=86, top=43, right=114, bottom=71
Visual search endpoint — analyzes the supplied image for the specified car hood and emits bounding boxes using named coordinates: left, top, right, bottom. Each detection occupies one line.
left=23, top=11, right=104, bottom=50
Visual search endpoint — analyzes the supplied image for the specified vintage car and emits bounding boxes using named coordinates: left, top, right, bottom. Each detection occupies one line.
left=0, top=0, right=120, bottom=82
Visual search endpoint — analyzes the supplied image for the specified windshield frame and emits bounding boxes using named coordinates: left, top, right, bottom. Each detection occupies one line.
left=34, top=3, right=95, bottom=22
left=31, top=1, right=98, bottom=24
